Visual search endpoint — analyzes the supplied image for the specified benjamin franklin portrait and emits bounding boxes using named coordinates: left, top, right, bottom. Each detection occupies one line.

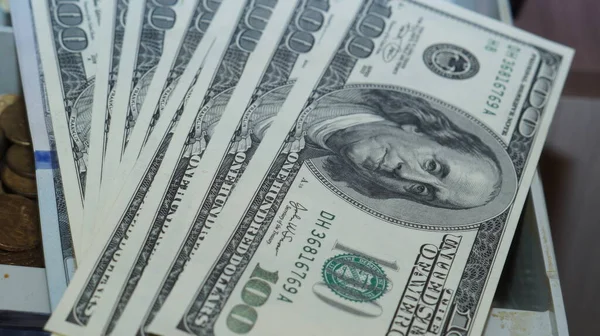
left=246, top=85, right=517, bottom=226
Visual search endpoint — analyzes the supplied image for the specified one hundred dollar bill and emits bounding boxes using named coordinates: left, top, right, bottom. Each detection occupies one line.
left=97, top=0, right=197, bottom=223
left=83, top=0, right=291, bottom=333
left=150, top=1, right=573, bottom=335
left=29, top=0, right=99, bottom=258
left=97, top=1, right=350, bottom=334
left=119, top=0, right=224, bottom=163
left=91, top=0, right=224, bottom=242
left=44, top=1, right=244, bottom=334
left=104, top=0, right=358, bottom=334
left=11, top=0, right=80, bottom=310
left=82, top=0, right=128, bottom=254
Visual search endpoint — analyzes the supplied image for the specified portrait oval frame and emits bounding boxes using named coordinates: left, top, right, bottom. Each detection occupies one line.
left=304, top=84, right=518, bottom=230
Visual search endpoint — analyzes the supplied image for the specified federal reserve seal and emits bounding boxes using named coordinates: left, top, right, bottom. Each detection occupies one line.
left=423, top=43, right=480, bottom=80
left=322, top=254, right=388, bottom=302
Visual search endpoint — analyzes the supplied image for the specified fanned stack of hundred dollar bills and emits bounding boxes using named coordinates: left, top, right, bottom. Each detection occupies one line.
left=11, top=0, right=573, bottom=335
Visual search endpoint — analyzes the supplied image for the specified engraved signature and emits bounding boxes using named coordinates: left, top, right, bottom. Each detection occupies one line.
left=381, top=22, right=416, bottom=63
left=275, top=201, right=308, bottom=256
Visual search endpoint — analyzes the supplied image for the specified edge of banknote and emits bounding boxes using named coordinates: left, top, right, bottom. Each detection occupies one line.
left=149, top=1, right=574, bottom=335
left=10, top=0, right=75, bottom=311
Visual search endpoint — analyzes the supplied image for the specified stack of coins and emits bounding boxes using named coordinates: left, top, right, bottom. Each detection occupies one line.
left=0, top=94, right=43, bottom=268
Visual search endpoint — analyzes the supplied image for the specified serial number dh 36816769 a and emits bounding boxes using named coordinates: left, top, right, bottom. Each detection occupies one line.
left=483, top=44, right=521, bottom=116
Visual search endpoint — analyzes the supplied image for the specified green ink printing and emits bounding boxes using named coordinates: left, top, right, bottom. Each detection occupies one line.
left=321, top=254, right=388, bottom=303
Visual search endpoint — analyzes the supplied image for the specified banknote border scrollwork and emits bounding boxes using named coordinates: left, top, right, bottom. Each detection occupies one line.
left=392, top=4, right=566, bottom=334
left=451, top=48, right=562, bottom=335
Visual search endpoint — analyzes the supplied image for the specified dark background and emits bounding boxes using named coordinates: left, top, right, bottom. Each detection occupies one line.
left=515, top=1, right=600, bottom=335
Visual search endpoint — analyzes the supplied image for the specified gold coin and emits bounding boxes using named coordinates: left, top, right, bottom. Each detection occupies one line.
left=0, top=94, right=20, bottom=116
left=0, top=246, right=44, bottom=268
left=0, top=100, right=31, bottom=146
left=6, top=145, right=35, bottom=179
left=0, top=194, right=40, bottom=252
left=1, top=165, right=37, bottom=198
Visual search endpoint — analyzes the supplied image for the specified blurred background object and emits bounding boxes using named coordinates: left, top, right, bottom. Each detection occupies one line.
left=0, top=0, right=8, bottom=13
left=510, top=0, right=525, bottom=17
left=0, top=3, right=52, bottom=334
left=0, top=97, right=43, bottom=267
left=515, top=0, right=600, bottom=98
left=511, top=0, right=600, bottom=335
left=2, top=0, right=596, bottom=335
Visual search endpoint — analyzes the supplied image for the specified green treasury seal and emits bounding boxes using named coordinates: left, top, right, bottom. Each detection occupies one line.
left=322, top=254, right=388, bottom=302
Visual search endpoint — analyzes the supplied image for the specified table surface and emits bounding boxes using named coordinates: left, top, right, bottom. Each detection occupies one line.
left=511, top=0, right=600, bottom=335
left=537, top=96, right=600, bottom=336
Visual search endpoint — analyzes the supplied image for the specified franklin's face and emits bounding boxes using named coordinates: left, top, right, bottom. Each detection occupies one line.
left=326, top=121, right=500, bottom=209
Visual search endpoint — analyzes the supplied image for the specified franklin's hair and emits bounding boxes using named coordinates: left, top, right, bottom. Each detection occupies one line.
left=322, top=88, right=503, bottom=209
